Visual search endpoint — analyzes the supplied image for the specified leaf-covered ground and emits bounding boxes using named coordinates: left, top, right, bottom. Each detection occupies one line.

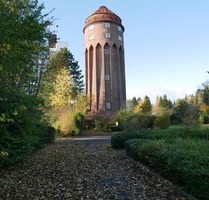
left=0, top=138, right=195, bottom=199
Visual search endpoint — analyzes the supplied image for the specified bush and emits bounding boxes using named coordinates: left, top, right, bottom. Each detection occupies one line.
left=0, top=92, right=56, bottom=169
left=0, top=123, right=55, bottom=169
left=175, top=101, right=200, bottom=129
left=111, top=131, right=145, bottom=149
left=104, top=123, right=123, bottom=132
left=84, top=119, right=95, bottom=130
left=125, top=139, right=168, bottom=171
left=154, top=112, right=170, bottom=129
left=122, top=130, right=209, bottom=200
left=115, top=109, right=155, bottom=131
left=71, top=112, right=85, bottom=135
left=94, top=117, right=105, bottom=131
left=199, top=114, right=209, bottom=124
left=165, top=139, right=209, bottom=200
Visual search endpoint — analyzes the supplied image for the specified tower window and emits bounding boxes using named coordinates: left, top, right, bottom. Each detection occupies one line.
left=104, top=48, right=109, bottom=54
left=88, top=25, right=94, bottom=31
left=106, top=102, right=111, bottom=109
left=88, top=34, right=94, bottom=40
left=105, top=74, right=110, bottom=80
left=104, top=23, right=110, bottom=28
left=104, top=33, right=110, bottom=38
left=118, top=35, right=123, bottom=41
left=118, top=25, right=122, bottom=32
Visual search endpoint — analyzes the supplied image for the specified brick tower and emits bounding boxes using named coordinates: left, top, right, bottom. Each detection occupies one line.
left=83, top=6, right=126, bottom=118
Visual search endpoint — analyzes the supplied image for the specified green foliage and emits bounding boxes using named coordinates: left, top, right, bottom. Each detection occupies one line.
left=202, top=82, right=209, bottom=105
left=125, top=139, right=167, bottom=170
left=0, top=0, right=51, bottom=94
left=67, top=50, right=84, bottom=98
left=134, top=96, right=152, bottom=114
left=0, top=91, right=55, bottom=168
left=156, top=95, right=173, bottom=110
left=73, top=112, right=85, bottom=135
left=111, top=131, right=144, bottom=149
left=42, top=48, right=87, bottom=136
left=51, top=106, right=74, bottom=136
left=113, top=127, right=209, bottom=200
left=175, top=99, right=200, bottom=129
left=104, top=123, right=123, bottom=132
left=199, top=114, right=209, bottom=124
left=0, top=0, right=54, bottom=169
left=43, top=48, right=84, bottom=99
left=48, top=68, right=72, bottom=108
left=114, top=109, right=155, bottom=131
left=154, top=111, right=170, bottom=129
left=94, top=118, right=105, bottom=131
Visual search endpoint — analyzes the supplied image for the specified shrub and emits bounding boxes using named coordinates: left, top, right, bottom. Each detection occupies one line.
left=125, top=139, right=168, bottom=171
left=84, top=119, right=95, bottom=130
left=71, top=112, right=85, bottom=135
left=115, top=109, right=155, bottom=131
left=123, top=133, right=209, bottom=200
left=94, top=117, right=105, bottom=131
left=111, top=131, right=145, bottom=149
left=175, top=101, right=200, bottom=129
left=165, top=139, right=209, bottom=200
left=104, top=123, right=123, bottom=132
left=0, top=123, right=55, bottom=169
left=154, top=112, right=170, bottom=129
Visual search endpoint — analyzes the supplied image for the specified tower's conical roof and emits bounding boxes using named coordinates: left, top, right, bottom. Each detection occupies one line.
left=84, top=6, right=124, bottom=31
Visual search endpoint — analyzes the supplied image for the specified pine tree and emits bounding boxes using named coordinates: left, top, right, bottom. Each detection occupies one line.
left=134, top=95, right=152, bottom=114
left=66, top=49, right=84, bottom=98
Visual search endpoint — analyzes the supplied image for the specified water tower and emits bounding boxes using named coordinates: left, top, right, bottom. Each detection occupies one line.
left=83, top=6, right=126, bottom=118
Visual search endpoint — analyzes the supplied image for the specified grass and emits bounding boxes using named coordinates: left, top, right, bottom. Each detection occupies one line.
left=111, top=125, right=209, bottom=200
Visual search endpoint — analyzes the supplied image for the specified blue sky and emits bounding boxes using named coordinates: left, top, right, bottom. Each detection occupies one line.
left=40, top=0, right=209, bottom=102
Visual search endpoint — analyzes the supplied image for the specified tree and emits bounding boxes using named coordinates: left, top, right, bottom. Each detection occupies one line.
left=0, top=0, right=51, bottom=94
left=202, top=82, right=209, bottom=105
left=134, top=96, right=152, bottom=115
left=66, top=49, right=84, bottom=98
left=126, top=97, right=140, bottom=111
left=0, top=0, right=55, bottom=168
left=42, top=49, right=72, bottom=106
left=42, top=48, right=86, bottom=135
left=175, top=99, right=200, bottom=129
left=153, top=95, right=173, bottom=126
left=158, top=95, right=173, bottom=109
left=48, top=68, right=72, bottom=108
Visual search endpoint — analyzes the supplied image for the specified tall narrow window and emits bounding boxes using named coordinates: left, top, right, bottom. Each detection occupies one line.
left=104, top=22, right=110, bottom=28
left=118, top=25, right=122, bottom=32
left=106, top=102, right=111, bottom=109
left=105, top=74, right=110, bottom=80
left=104, top=33, right=110, bottom=38
left=104, top=48, right=109, bottom=54
left=118, top=35, right=123, bottom=41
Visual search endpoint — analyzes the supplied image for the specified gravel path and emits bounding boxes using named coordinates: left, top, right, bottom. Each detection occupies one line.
left=0, top=137, right=195, bottom=200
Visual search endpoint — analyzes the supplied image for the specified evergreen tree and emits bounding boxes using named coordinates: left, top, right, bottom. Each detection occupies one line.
left=65, top=49, right=84, bottom=98
left=159, top=95, right=173, bottom=109
left=202, top=82, right=209, bottom=105
left=134, top=96, right=152, bottom=114
left=42, top=48, right=86, bottom=135
left=42, top=49, right=72, bottom=107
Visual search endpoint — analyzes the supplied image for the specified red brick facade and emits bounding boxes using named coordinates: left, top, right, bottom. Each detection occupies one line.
left=84, top=6, right=126, bottom=119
